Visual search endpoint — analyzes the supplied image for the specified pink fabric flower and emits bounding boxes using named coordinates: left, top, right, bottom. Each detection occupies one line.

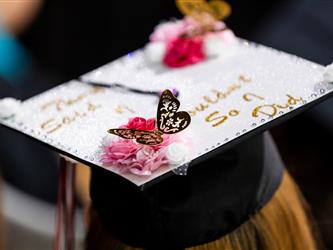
left=120, top=146, right=169, bottom=176
left=163, top=37, right=205, bottom=68
left=101, top=117, right=191, bottom=176
left=121, top=117, right=156, bottom=131
left=102, top=141, right=170, bottom=176
left=150, top=17, right=198, bottom=43
left=101, top=133, right=189, bottom=176
left=148, top=17, right=237, bottom=68
left=150, top=20, right=185, bottom=43
left=213, top=21, right=227, bottom=30
left=101, top=139, right=139, bottom=165
left=150, top=18, right=196, bottom=43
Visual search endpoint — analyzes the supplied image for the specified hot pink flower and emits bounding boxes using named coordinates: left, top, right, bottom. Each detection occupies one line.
left=121, top=117, right=156, bottom=131
left=163, top=37, right=205, bottom=68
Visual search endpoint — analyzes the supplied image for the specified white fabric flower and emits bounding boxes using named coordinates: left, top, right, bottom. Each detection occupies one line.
left=204, top=36, right=237, bottom=59
left=324, top=63, right=333, bottom=82
left=0, top=98, right=21, bottom=119
left=165, top=143, right=188, bottom=165
left=144, top=42, right=166, bottom=63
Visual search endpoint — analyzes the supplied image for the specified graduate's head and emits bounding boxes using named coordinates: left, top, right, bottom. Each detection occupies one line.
left=85, top=133, right=318, bottom=250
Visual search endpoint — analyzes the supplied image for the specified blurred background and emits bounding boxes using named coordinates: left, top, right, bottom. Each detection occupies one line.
left=0, top=0, right=332, bottom=249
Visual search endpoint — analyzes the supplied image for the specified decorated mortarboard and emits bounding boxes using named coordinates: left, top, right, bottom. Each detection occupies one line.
left=2, top=52, right=333, bottom=187
left=1, top=0, right=333, bottom=248
left=1, top=22, right=333, bottom=186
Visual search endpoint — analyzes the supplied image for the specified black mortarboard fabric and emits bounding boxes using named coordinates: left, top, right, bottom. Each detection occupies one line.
left=90, top=132, right=283, bottom=249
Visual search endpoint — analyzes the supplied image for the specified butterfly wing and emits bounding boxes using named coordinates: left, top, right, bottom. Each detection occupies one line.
left=108, top=129, right=164, bottom=145
left=208, top=0, right=231, bottom=20
left=108, top=128, right=137, bottom=139
left=157, top=90, right=191, bottom=134
left=135, top=130, right=164, bottom=145
left=176, top=0, right=231, bottom=21
left=176, top=0, right=210, bottom=17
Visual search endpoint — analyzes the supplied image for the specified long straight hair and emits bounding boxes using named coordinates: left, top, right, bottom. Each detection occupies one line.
left=85, top=171, right=320, bottom=250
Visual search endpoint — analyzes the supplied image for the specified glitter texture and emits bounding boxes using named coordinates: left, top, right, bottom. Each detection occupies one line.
left=1, top=39, right=330, bottom=186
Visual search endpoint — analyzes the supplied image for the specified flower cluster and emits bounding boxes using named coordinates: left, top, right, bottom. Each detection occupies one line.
left=144, top=16, right=237, bottom=68
left=101, top=117, right=190, bottom=176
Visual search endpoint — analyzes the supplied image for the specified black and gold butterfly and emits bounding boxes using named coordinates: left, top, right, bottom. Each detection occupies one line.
left=108, top=89, right=191, bottom=145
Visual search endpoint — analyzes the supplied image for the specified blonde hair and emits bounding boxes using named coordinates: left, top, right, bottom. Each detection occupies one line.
left=85, top=171, right=320, bottom=250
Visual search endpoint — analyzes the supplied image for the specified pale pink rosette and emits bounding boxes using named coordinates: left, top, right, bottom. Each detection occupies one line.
left=101, top=139, right=139, bottom=166
left=101, top=117, right=190, bottom=176
left=150, top=17, right=199, bottom=43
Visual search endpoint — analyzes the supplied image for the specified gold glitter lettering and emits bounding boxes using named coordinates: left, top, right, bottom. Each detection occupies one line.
left=87, top=102, right=101, bottom=112
left=41, top=87, right=105, bottom=112
left=228, top=109, right=239, bottom=116
left=243, top=93, right=264, bottom=102
left=287, top=95, right=304, bottom=105
left=188, top=75, right=251, bottom=117
left=115, top=105, right=136, bottom=114
left=40, top=102, right=101, bottom=134
left=203, top=95, right=219, bottom=104
left=195, top=103, right=209, bottom=112
left=252, top=95, right=304, bottom=119
left=205, top=109, right=240, bottom=127
left=205, top=111, right=228, bottom=127
left=252, top=105, right=277, bottom=118
left=40, top=119, right=62, bottom=134
left=239, top=75, right=251, bottom=83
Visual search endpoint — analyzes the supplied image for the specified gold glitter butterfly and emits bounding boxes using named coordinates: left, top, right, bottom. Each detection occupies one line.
left=176, top=0, right=231, bottom=21
left=108, top=90, right=191, bottom=145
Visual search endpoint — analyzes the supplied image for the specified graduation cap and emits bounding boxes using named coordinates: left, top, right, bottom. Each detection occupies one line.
left=1, top=37, right=333, bottom=249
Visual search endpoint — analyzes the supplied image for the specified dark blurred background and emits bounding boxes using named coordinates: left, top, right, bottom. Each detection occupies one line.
left=0, top=0, right=333, bottom=248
